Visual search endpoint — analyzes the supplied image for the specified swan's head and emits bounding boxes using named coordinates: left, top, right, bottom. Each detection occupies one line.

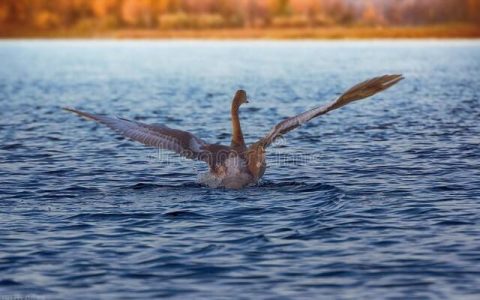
left=233, top=90, right=249, bottom=108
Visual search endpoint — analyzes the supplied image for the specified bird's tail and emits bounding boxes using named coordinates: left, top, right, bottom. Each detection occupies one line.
left=330, top=74, right=404, bottom=111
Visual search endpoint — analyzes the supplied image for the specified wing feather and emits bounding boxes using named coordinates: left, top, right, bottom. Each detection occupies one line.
left=258, top=74, right=404, bottom=147
left=64, top=107, right=209, bottom=161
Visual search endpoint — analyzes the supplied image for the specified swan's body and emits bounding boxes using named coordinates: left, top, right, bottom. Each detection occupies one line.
left=65, top=74, right=403, bottom=189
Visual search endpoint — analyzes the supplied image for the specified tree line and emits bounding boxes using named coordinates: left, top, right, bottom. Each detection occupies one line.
left=1, top=0, right=479, bottom=31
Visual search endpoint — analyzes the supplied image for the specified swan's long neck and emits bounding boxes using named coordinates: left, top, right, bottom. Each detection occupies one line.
left=231, top=100, right=246, bottom=150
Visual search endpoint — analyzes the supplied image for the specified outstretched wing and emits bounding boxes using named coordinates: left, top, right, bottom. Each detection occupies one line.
left=257, top=74, right=404, bottom=148
left=64, top=107, right=211, bottom=161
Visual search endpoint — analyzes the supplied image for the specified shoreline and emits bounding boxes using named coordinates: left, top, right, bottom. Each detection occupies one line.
left=1, top=25, right=479, bottom=40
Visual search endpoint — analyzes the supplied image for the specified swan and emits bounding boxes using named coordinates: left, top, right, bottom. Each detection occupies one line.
left=64, top=74, right=403, bottom=189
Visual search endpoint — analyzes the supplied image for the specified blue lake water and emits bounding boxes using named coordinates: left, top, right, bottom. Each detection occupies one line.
left=0, top=40, right=479, bottom=299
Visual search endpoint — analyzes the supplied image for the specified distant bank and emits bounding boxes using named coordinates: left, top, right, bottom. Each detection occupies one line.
left=1, top=25, right=479, bottom=39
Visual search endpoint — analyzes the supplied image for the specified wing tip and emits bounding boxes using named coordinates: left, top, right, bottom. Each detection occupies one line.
left=382, top=74, right=404, bottom=89
left=62, top=106, right=97, bottom=121
left=63, top=106, right=80, bottom=114
left=391, top=74, right=404, bottom=80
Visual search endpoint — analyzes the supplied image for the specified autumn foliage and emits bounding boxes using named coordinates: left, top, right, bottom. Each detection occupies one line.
left=0, top=0, right=479, bottom=34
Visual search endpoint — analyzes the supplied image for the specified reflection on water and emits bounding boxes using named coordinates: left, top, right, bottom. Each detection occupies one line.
left=0, top=40, right=479, bottom=299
